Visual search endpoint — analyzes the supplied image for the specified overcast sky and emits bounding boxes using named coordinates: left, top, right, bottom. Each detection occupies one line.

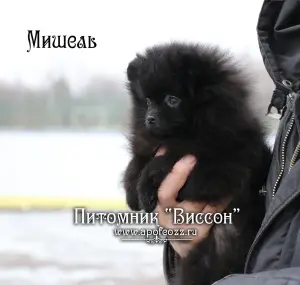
left=0, top=0, right=264, bottom=90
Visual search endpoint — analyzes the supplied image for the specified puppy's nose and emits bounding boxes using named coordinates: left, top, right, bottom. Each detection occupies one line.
left=147, top=116, right=156, bottom=125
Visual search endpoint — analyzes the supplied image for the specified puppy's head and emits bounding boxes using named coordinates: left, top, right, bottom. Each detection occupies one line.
left=126, top=42, right=245, bottom=139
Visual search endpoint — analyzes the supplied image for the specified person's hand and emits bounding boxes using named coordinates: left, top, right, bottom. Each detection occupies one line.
left=155, top=148, right=230, bottom=258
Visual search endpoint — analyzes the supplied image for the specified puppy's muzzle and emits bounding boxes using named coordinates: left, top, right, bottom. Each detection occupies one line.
left=146, top=115, right=158, bottom=129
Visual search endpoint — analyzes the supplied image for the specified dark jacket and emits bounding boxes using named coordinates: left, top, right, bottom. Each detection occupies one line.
left=163, top=0, right=300, bottom=284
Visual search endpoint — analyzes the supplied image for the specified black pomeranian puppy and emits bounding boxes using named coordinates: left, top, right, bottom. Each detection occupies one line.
left=123, top=42, right=272, bottom=285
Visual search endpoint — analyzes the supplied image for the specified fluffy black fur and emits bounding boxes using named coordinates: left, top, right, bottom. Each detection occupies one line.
left=123, top=42, right=272, bottom=285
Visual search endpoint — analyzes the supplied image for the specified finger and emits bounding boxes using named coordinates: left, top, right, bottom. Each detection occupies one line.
left=202, top=197, right=231, bottom=214
left=158, top=155, right=196, bottom=208
left=156, top=147, right=167, bottom=156
left=190, top=223, right=212, bottom=244
left=171, top=201, right=207, bottom=229
left=154, top=204, right=174, bottom=229
left=178, top=200, right=207, bottom=213
left=154, top=205, right=195, bottom=243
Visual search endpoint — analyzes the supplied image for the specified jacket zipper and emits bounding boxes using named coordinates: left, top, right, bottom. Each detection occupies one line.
left=244, top=85, right=299, bottom=272
left=271, top=114, right=295, bottom=197
left=244, top=114, right=294, bottom=272
left=289, top=142, right=300, bottom=171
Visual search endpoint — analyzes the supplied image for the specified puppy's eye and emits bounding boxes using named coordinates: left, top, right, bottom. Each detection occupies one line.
left=146, top=98, right=151, bottom=106
left=165, top=95, right=181, bottom=108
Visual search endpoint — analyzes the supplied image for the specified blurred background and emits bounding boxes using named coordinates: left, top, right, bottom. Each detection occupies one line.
left=0, top=0, right=279, bottom=284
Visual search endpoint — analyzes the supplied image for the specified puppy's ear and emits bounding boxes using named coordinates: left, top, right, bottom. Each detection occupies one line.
left=127, top=56, right=143, bottom=81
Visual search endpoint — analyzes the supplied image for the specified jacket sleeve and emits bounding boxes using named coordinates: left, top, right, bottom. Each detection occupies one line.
left=212, top=268, right=300, bottom=285
left=164, top=239, right=300, bottom=285
left=214, top=2, right=300, bottom=285
left=163, top=240, right=180, bottom=283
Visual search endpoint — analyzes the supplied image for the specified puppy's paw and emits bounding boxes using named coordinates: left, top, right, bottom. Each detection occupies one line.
left=125, top=187, right=141, bottom=211
left=123, top=156, right=153, bottom=211
left=137, top=175, right=158, bottom=213
left=137, top=156, right=173, bottom=213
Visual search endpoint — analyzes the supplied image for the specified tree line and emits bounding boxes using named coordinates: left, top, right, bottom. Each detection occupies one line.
left=0, top=76, right=130, bottom=130
left=0, top=58, right=277, bottom=131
